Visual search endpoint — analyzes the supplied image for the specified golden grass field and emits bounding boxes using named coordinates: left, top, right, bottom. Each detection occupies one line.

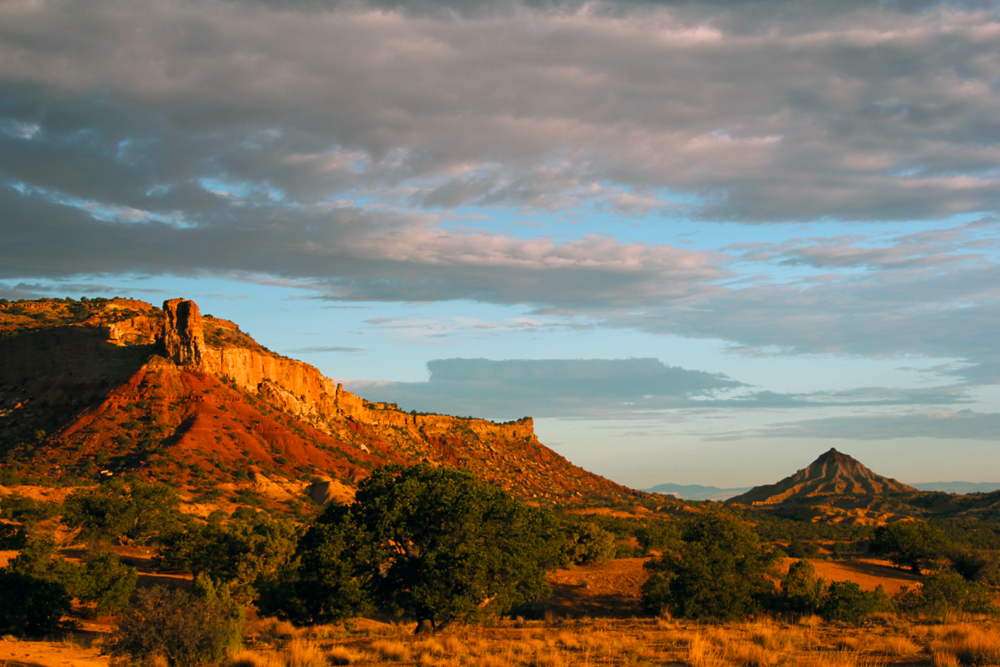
left=1, top=555, right=997, bottom=667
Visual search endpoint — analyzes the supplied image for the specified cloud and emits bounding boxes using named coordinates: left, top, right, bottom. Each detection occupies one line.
left=346, top=357, right=745, bottom=418
left=288, top=345, right=365, bottom=353
left=737, top=410, right=1000, bottom=441
left=2, top=0, right=1000, bottom=223
left=345, top=357, right=973, bottom=419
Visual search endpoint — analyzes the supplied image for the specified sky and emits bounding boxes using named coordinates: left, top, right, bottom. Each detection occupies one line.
left=2, top=0, right=1000, bottom=489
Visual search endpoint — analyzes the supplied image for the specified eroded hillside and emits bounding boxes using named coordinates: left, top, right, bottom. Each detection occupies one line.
left=0, top=297, right=640, bottom=506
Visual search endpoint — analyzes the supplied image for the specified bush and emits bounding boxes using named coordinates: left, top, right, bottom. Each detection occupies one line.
left=0, top=523, right=27, bottom=549
left=81, top=551, right=139, bottom=616
left=819, top=581, right=892, bottom=622
left=641, top=513, right=778, bottom=620
left=62, top=477, right=182, bottom=545
left=0, top=569, right=72, bottom=636
left=895, top=572, right=996, bottom=617
left=948, top=548, right=1000, bottom=586
left=0, top=493, right=61, bottom=527
left=777, top=559, right=826, bottom=614
left=156, top=507, right=298, bottom=603
left=107, top=577, right=244, bottom=667
left=561, top=521, right=616, bottom=565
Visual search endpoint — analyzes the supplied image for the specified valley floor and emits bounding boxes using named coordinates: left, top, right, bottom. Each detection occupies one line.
left=4, top=614, right=1000, bottom=667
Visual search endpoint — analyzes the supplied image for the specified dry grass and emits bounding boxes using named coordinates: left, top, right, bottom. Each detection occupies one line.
left=371, top=639, right=411, bottom=662
left=930, top=623, right=1000, bottom=666
left=327, top=645, right=365, bottom=665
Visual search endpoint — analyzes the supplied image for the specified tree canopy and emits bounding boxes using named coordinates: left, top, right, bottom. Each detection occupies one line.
left=870, top=521, right=950, bottom=574
left=642, top=512, right=779, bottom=620
left=283, top=463, right=561, bottom=631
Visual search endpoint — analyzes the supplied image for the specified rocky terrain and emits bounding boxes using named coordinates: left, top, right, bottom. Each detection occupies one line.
left=0, top=297, right=642, bottom=506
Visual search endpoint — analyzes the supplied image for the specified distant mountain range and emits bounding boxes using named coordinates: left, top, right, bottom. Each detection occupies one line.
left=647, top=478, right=1000, bottom=501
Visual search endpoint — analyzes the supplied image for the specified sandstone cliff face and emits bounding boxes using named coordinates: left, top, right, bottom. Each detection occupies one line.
left=0, top=297, right=638, bottom=505
left=728, top=448, right=917, bottom=507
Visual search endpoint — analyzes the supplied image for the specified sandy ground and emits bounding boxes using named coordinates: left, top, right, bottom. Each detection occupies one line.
left=0, top=636, right=108, bottom=667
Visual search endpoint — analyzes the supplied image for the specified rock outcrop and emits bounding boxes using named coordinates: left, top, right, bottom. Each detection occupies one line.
left=727, top=448, right=917, bottom=506
left=0, top=297, right=641, bottom=506
left=162, top=298, right=206, bottom=368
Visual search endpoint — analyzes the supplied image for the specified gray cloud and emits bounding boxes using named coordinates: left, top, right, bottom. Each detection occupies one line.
left=346, top=357, right=971, bottom=419
left=737, top=410, right=1000, bottom=441
left=2, top=0, right=1000, bottom=222
left=2, top=0, right=1000, bottom=397
left=347, top=357, right=744, bottom=418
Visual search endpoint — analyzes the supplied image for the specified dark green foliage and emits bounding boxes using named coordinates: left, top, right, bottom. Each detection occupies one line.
left=635, top=521, right=681, bottom=554
left=62, top=477, right=182, bottom=545
left=561, top=521, right=616, bottom=565
left=80, top=551, right=139, bottom=616
left=6, top=534, right=84, bottom=595
left=265, top=504, right=376, bottom=624
left=947, top=548, right=1000, bottom=585
left=156, top=508, right=298, bottom=603
left=0, top=523, right=27, bottom=549
left=819, top=581, right=892, bottom=622
left=6, top=534, right=137, bottom=616
left=0, top=570, right=72, bottom=636
left=0, top=493, right=61, bottom=527
left=641, top=513, right=779, bottom=620
left=106, top=576, right=244, bottom=667
left=777, top=559, right=826, bottom=614
left=281, top=464, right=561, bottom=630
left=870, top=521, right=951, bottom=573
left=895, top=572, right=996, bottom=617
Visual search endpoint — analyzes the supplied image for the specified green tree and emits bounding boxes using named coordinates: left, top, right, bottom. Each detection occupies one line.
left=870, top=521, right=950, bottom=574
left=641, top=513, right=778, bottom=620
left=561, top=521, right=617, bottom=565
left=819, top=581, right=892, bottom=622
left=896, top=572, right=996, bottom=617
left=6, top=534, right=137, bottom=616
left=283, top=464, right=561, bottom=631
left=156, top=507, right=298, bottom=603
left=778, top=559, right=826, bottom=614
left=62, top=477, right=182, bottom=545
left=80, top=551, right=139, bottom=616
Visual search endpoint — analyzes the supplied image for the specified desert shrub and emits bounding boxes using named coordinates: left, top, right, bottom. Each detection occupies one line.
left=947, top=548, right=1000, bottom=585
left=107, top=576, right=244, bottom=667
left=80, top=551, right=138, bottom=616
left=0, top=523, right=27, bottom=549
left=776, top=559, right=825, bottom=614
left=5, top=533, right=85, bottom=595
left=818, top=581, right=892, bottom=622
left=0, top=569, right=72, bottom=636
left=157, top=507, right=298, bottom=603
left=641, top=512, right=779, bottom=620
left=0, top=493, right=61, bottom=527
left=6, top=534, right=137, bottom=616
left=896, top=572, right=996, bottom=617
left=561, top=521, right=616, bottom=565
left=62, top=477, right=182, bottom=545
left=870, top=521, right=950, bottom=574
left=635, top=521, right=681, bottom=554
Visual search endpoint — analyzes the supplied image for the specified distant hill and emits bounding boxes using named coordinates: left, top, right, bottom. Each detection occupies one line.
left=0, top=297, right=643, bottom=507
left=911, top=481, right=1000, bottom=495
left=645, top=483, right=751, bottom=502
left=727, top=448, right=917, bottom=506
